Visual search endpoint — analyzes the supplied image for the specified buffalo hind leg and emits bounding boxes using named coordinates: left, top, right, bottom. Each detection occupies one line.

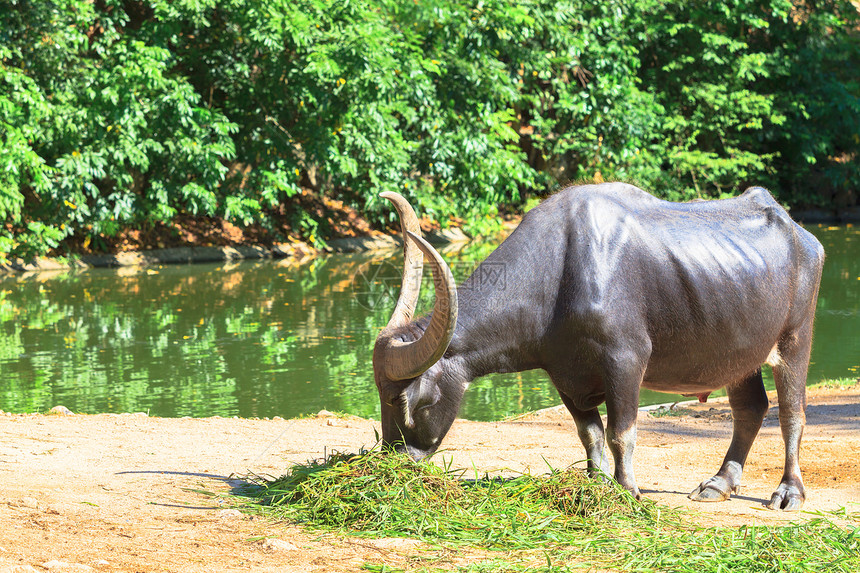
left=767, top=325, right=813, bottom=511
left=690, top=369, right=768, bottom=502
left=557, top=392, right=612, bottom=478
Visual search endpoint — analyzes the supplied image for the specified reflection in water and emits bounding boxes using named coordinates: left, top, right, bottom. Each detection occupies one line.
left=0, top=226, right=857, bottom=420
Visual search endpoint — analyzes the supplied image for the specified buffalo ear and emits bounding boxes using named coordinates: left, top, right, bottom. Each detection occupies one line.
left=406, top=376, right=442, bottom=414
left=396, top=376, right=442, bottom=429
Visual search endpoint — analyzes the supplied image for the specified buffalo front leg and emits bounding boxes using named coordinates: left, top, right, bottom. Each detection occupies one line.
left=690, top=369, right=768, bottom=502
left=603, top=366, right=645, bottom=500
left=557, top=392, right=612, bottom=478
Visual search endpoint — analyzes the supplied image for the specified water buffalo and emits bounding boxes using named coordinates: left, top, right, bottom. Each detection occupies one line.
left=372, top=183, right=824, bottom=510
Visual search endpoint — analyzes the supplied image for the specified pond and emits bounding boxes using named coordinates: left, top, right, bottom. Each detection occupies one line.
left=0, top=225, right=857, bottom=421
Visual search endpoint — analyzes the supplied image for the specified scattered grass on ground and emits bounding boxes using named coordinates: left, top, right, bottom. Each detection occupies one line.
left=233, top=449, right=860, bottom=572
left=647, top=404, right=695, bottom=418
left=809, top=377, right=860, bottom=390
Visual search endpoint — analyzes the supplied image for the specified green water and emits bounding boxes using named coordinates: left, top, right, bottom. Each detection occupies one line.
left=0, top=225, right=857, bottom=420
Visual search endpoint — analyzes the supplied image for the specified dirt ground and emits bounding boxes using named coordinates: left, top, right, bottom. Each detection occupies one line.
left=1, top=385, right=858, bottom=573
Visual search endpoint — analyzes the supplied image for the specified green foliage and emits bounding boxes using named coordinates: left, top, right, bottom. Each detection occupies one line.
left=0, top=0, right=237, bottom=261
left=2, top=0, right=858, bottom=261
left=638, top=0, right=860, bottom=203
left=758, top=0, right=860, bottom=206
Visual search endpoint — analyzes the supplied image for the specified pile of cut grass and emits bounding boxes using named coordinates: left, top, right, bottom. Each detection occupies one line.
left=244, top=449, right=648, bottom=547
left=238, top=450, right=860, bottom=572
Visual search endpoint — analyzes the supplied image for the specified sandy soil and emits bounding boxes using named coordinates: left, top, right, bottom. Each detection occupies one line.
left=1, top=385, right=858, bottom=573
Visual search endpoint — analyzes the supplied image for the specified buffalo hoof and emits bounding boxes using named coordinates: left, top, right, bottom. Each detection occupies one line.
left=766, top=483, right=805, bottom=511
left=689, top=476, right=737, bottom=502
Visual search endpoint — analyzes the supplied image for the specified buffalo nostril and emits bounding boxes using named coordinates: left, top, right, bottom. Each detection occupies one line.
left=388, top=442, right=428, bottom=461
left=405, top=445, right=430, bottom=461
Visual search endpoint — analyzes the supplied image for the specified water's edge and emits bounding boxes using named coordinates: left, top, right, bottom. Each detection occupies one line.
left=0, top=229, right=474, bottom=274
left=1, top=208, right=851, bottom=274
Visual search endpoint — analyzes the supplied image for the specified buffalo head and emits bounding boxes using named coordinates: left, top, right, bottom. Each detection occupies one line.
left=372, top=192, right=463, bottom=459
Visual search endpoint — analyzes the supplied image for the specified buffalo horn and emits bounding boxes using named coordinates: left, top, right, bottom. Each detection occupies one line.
left=379, top=192, right=424, bottom=329
left=382, top=231, right=458, bottom=381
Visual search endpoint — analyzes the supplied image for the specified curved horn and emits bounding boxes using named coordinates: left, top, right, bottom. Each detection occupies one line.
left=379, top=192, right=424, bottom=330
left=382, top=231, right=458, bottom=381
